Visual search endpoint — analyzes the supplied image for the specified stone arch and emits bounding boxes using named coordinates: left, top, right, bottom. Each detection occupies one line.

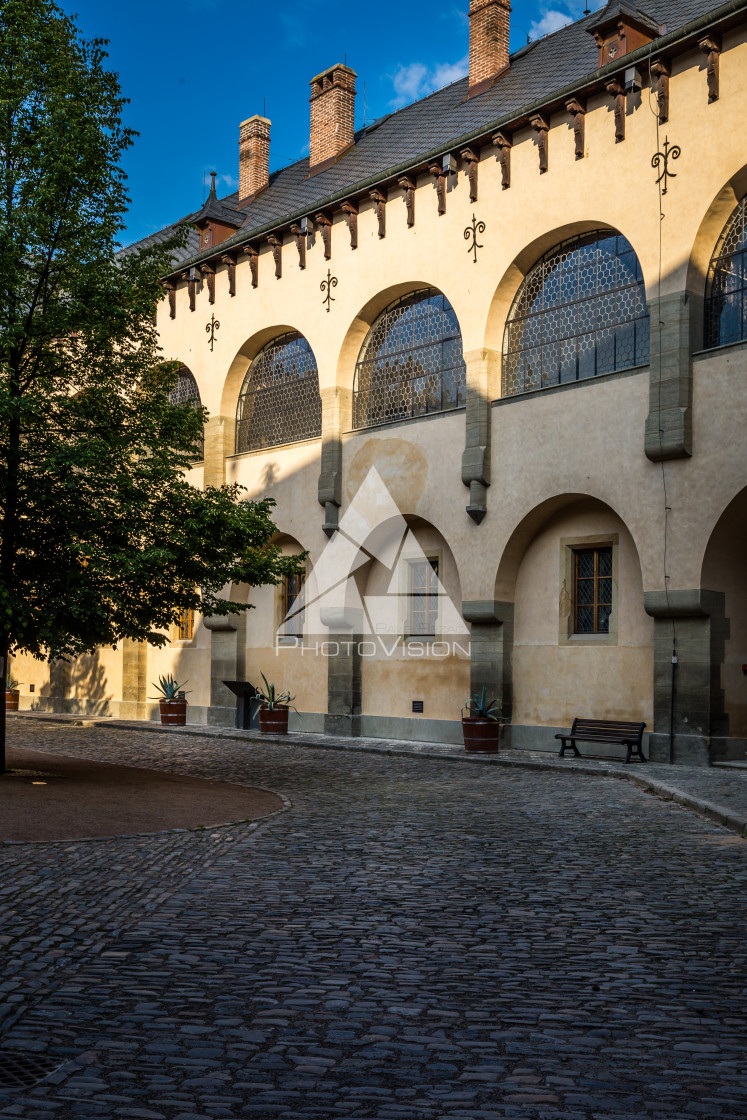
left=169, top=365, right=204, bottom=460
left=493, top=494, right=652, bottom=744
left=219, top=324, right=304, bottom=425
left=701, top=485, right=747, bottom=746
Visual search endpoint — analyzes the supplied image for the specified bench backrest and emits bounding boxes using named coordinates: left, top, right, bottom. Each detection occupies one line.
left=569, top=718, right=646, bottom=743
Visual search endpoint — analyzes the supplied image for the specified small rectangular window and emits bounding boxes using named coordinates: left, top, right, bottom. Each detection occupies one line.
left=407, top=558, right=439, bottom=637
left=283, top=571, right=306, bottom=638
left=574, top=547, right=613, bottom=634
left=177, top=609, right=194, bottom=641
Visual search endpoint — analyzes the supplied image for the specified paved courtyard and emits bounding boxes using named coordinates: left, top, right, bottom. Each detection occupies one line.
left=0, top=722, right=745, bottom=1120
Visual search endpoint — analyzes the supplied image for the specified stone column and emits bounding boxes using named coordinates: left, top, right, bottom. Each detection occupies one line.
left=120, top=639, right=148, bottom=721
left=203, top=615, right=246, bottom=727
left=318, top=385, right=351, bottom=536
left=462, top=600, right=514, bottom=737
left=321, top=607, right=362, bottom=737
left=644, top=292, right=693, bottom=461
left=644, top=589, right=729, bottom=766
left=461, top=349, right=498, bottom=523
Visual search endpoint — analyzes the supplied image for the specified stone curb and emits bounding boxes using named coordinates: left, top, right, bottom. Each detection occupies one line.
left=9, top=713, right=747, bottom=839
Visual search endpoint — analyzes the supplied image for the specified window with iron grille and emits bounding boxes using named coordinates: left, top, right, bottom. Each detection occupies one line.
left=236, top=332, right=321, bottom=453
left=176, top=608, right=194, bottom=641
left=353, top=289, right=466, bottom=429
left=407, top=558, right=439, bottom=637
left=169, top=368, right=204, bottom=460
left=704, top=196, right=747, bottom=349
left=281, top=570, right=307, bottom=639
left=573, top=547, right=613, bottom=634
left=503, top=231, right=650, bottom=397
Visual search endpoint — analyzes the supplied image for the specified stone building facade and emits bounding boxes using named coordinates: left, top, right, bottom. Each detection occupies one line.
left=16, top=0, right=747, bottom=765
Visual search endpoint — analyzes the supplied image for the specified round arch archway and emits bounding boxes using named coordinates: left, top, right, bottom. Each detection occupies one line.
left=235, top=330, right=321, bottom=453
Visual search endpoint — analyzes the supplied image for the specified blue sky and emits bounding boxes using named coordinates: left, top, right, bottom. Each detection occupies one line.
left=66, top=0, right=594, bottom=246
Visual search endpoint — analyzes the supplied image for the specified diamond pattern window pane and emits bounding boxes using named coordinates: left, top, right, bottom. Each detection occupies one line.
left=503, top=231, right=650, bottom=397
left=705, top=197, right=747, bottom=349
left=353, top=288, right=466, bottom=429
left=236, top=332, right=321, bottom=453
left=169, top=368, right=204, bottom=460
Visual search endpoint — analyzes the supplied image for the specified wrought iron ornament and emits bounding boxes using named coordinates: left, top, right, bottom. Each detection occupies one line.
left=464, top=214, right=486, bottom=264
left=652, top=137, right=681, bottom=195
left=320, top=269, right=338, bottom=313
left=206, top=312, right=220, bottom=351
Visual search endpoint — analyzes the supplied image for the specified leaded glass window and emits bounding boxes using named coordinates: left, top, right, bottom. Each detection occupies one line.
left=353, top=289, right=466, bottom=429
left=704, top=197, right=747, bottom=349
left=236, top=332, right=321, bottom=453
left=169, top=368, right=204, bottom=460
left=503, top=231, right=650, bottom=397
left=574, top=547, right=613, bottom=634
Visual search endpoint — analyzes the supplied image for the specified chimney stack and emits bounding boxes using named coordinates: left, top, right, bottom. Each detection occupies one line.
left=468, top=0, right=511, bottom=96
left=309, top=64, right=357, bottom=173
left=239, top=115, right=271, bottom=203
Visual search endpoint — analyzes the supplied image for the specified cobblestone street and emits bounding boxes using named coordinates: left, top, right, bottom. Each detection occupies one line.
left=1, top=722, right=745, bottom=1120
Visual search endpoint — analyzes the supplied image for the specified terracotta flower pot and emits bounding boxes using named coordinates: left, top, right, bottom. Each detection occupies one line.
left=159, top=698, right=187, bottom=726
left=5, top=689, right=19, bottom=712
left=462, top=716, right=500, bottom=753
left=258, top=704, right=289, bottom=734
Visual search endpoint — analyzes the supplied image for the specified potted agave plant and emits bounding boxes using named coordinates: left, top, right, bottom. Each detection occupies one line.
left=462, top=686, right=501, bottom=753
left=150, top=674, right=190, bottom=726
left=5, top=675, right=20, bottom=712
left=255, top=672, right=296, bottom=734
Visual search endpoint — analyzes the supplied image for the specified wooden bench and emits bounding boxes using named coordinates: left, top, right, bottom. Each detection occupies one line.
left=555, top=718, right=647, bottom=764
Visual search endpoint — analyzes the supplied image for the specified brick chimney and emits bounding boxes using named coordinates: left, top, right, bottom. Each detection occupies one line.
left=309, top=64, right=357, bottom=174
left=468, top=0, right=511, bottom=96
left=239, top=115, right=270, bottom=203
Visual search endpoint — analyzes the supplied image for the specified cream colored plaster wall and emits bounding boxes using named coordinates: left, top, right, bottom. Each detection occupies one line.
left=512, top=500, right=653, bottom=728
left=702, top=489, right=747, bottom=738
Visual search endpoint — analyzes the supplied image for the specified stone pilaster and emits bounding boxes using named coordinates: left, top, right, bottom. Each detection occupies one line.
left=120, top=639, right=148, bottom=721
left=461, top=349, right=498, bottom=523
left=318, top=385, right=350, bottom=535
left=462, top=600, right=514, bottom=730
left=203, top=614, right=246, bottom=727
left=644, top=589, right=729, bottom=766
left=322, top=607, right=362, bottom=736
left=48, top=658, right=71, bottom=713
left=644, top=292, right=693, bottom=461
left=202, top=415, right=231, bottom=488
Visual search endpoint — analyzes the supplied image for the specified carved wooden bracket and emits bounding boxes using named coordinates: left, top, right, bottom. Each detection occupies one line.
left=220, top=253, right=237, bottom=296
left=429, top=163, right=447, bottom=215
left=200, top=263, right=216, bottom=305
left=565, top=99, right=586, bottom=160
left=180, top=270, right=197, bottom=312
left=650, top=59, right=670, bottom=124
left=266, top=234, right=282, bottom=279
left=162, top=281, right=176, bottom=319
left=530, top=116, right=549, bottom=174
left=289, top=224, right=306, bottom=269
left=243, top=244, right=259, bottom=288
left=340, top=201, right=358, bottom=249
left=460, top=147, right=479, bottom=203
left=491, top=131, right=512, bottom=189
left=398, top=176, right=416, bottom=226
left=315, top=213, right=332, bottom=259
left=699, top=34, right=721, bottom=102
left=605, top=80, right=626, bottom=143
left=369, top=189, right=387, bottom=238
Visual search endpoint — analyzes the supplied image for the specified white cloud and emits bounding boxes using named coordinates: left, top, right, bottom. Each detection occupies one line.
left=529, top=2, right=588, bottom=39
left=389, top=55, right=468, bottom=108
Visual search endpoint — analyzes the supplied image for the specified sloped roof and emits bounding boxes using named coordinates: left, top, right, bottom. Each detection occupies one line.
left=121, top=0, right=734, bottom=270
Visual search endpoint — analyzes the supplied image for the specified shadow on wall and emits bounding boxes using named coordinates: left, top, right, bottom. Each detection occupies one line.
left=32, top=648, right=112, bottom=716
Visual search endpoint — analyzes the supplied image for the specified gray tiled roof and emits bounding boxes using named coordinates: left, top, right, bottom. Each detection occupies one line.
left=122, top=0, right=730, bottom=268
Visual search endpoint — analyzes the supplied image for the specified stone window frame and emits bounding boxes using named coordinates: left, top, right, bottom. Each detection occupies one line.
left=399, top=551, right=443, bottom=642
left=558, top=533, right=619, bottom=647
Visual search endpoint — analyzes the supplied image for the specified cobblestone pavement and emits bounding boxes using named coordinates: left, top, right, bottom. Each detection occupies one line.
left=1, top=722, right=746, bottom=1120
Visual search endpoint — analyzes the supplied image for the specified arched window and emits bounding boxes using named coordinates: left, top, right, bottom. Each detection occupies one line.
left=704, top=196, right=747, bottom=349
left=503, top=231, right=649, bottom=397
left=353, top=288, right=466, bottom=429
left=169, top=368, right=203, bottom=459
left=236, top=332, right=321, bottom=453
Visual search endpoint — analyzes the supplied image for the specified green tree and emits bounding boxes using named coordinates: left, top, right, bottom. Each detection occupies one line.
left=0, top=0, right=302, bottom=770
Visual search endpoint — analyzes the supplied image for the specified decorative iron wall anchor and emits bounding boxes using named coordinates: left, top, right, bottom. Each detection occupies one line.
left=464, top=214, right=486, bottom=264
left=206, top=312, right=220, bottom=351
left=652, top=137, right=681, bottom=195
left=320, top=269, right=338, bottom=313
